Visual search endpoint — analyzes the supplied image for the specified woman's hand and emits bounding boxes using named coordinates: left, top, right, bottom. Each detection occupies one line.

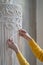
left=19, top=29, right=32, bottom=41
left=7, top=39, right=19, bottom=53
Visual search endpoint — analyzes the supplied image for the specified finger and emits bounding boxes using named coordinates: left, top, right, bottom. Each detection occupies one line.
left=7, top=39, right=13, bottom=43
left=7, top=39, right=11, bottom=42
left=7, top=39, right=11, bottom=44
left=19, top=29, right=26, bottom=33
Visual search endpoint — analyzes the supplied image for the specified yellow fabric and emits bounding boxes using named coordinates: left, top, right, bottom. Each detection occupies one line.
left=28, top=38, right=43, bottom=62
left=16, top=51, right=30, bottom=65
left=16, top=38, right=43, bottom=65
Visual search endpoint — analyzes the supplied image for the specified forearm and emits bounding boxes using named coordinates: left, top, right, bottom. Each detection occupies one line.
left=27, top=37, right=43, bottom=62
left=16, top=50, right=30, bottom=65
left=7, top=39, right=30, bottom=64
left=19, top=29, right=43, bottom=62
left=13, top=44, right=30, bottom=65
left=13, top=46, right=19, bottom=54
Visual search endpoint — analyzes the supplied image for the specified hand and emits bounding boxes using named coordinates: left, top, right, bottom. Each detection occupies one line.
left=19, top=29, right=31, bottom=41
left=7, top=39, right=19, bottom=53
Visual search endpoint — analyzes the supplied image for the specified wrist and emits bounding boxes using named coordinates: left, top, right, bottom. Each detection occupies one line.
left=26, top=33, right=32, bottom=41
left=15, top=48, right=19, bottom=54
left=13, top=46, right=19, bottom=54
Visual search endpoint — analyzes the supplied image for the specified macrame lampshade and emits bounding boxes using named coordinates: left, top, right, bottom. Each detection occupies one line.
left=0, top=3, right=22, bottom=65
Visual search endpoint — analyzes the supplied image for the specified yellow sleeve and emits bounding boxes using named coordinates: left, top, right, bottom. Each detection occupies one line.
left=16, top=50, right=30, bottom=65
left=28, top=38, right=43, bottom=62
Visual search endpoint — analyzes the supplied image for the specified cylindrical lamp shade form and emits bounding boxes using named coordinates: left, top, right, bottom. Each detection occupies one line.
left=0, top=3, right=22, bottom=65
